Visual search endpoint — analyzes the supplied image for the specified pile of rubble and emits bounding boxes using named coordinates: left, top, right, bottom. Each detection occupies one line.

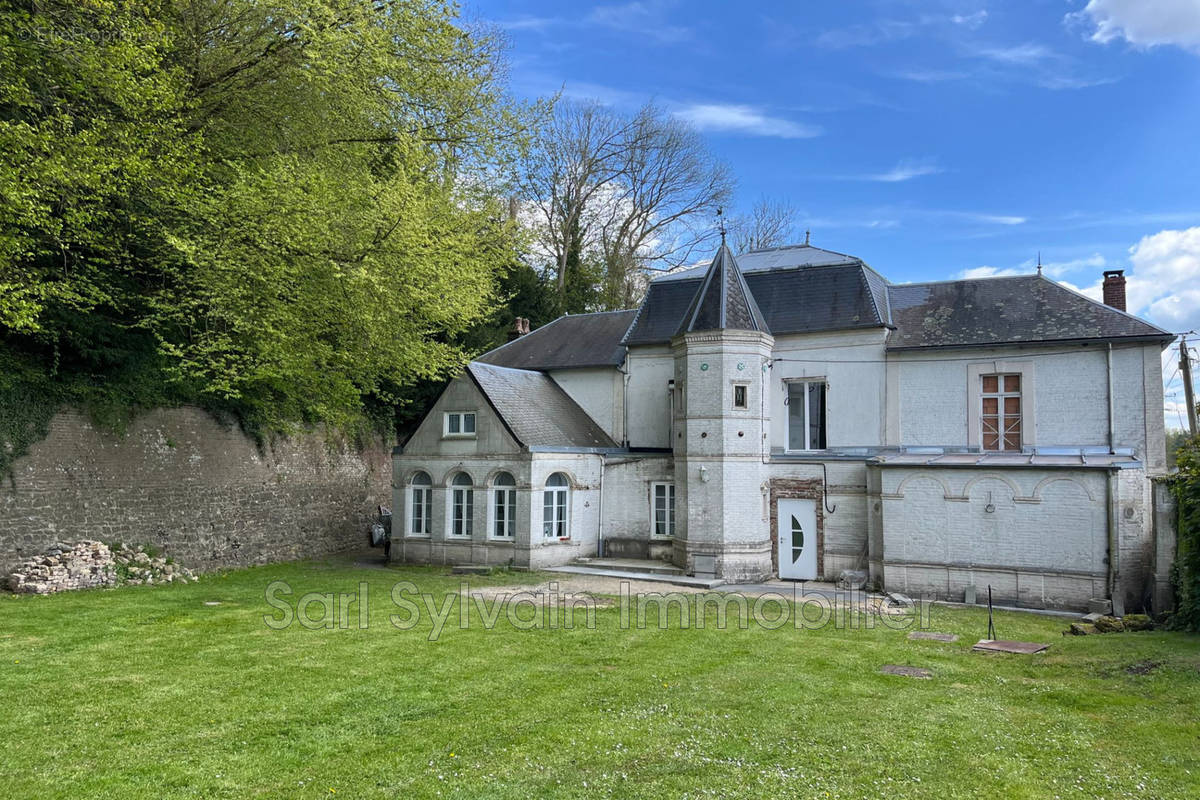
left=1066, top=612, right=1154, bottom=636
left=6, top=541, right=198, bottom=595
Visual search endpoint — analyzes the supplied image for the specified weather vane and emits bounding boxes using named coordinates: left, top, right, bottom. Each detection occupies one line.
left=717, top=206, right=726, bottom=243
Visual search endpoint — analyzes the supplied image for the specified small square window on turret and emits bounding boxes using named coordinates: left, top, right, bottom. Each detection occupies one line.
left=732, top=383, right=748, bottom=410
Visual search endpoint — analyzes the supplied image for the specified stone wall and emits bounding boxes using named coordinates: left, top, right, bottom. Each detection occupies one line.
left=1, top=408, right=391, bottom=575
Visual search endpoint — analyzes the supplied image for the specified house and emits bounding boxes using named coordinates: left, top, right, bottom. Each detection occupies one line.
left=392, top=240, right=1174, bottom=612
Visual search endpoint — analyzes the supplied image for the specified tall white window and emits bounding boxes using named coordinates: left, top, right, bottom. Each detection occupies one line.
left=651, top=482, right=675, bottom=538
left=409, top=471, right=432, bottom=536
left=786, top=380, right=827, bottom=451
left=450, top=472, right=474, bottom=538
left=981, top=374, right=1021, bottom=451
left=443, top=411, right=476, bottom=437
left=543, top=473, right=569, bottom=539
left=492, top=472, right=516, bottom=539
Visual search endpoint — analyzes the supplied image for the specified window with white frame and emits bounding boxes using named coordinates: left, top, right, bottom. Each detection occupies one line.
left=786, top=380, right=827, bottom=451
left=449, top=472, right=474, bottom=537
left=443, top=411, right=476, bottom=438
left=981, top=374, right=1022, bottom=451
left=409, top=471, right=432, bottom=536
left=651, top=482, right=675, bottom=538
left=542, top=473, right=569, bottom=538
left=492, top=472, right=516, bottom=539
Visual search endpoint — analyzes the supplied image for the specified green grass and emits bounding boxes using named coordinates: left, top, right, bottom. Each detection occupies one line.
left=1, top=561, right=1198, bottom=799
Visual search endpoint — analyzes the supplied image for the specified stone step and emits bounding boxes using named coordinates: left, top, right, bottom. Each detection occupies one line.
left=544, top=565, right=724, bottom=589
left=570, top=557, right=685, bottom=576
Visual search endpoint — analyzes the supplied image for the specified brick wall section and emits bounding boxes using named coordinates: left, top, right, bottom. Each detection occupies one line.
left=1, top=408, right=390, bottom=575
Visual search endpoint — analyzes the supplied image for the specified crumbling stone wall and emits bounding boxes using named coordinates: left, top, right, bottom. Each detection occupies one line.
left=0, top=408, right=390, bottom=575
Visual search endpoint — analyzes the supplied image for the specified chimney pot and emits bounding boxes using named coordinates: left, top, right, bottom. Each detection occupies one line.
left=506, top=317, right=531, bottom=341
left=1102, top=270, right=1126, bottom=312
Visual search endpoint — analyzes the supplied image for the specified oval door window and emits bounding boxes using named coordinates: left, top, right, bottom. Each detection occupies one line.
left=791, top=515, right=805, bottom=564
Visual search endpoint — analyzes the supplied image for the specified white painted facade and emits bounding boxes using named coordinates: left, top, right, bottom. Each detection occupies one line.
left=393, top=258, right=1171, bottom=611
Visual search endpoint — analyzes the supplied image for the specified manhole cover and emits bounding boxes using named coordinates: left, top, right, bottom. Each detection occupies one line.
left=908, top=631, right=958, bottom=642
left=972, top=640, right=1049, bottom=654
left=880, top=664, right=932, bottom=679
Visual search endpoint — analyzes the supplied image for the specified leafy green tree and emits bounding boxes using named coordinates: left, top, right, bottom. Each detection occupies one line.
left=1168, top=434, right=1200, bottom=630
left=0, top=0, right=539, bottom=457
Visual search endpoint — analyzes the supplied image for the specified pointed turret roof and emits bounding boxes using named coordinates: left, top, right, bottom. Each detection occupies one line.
left=675, top=242, right=769, bottom=336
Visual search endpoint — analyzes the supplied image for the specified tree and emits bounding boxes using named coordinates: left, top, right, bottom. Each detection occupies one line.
left=521, top=100, right=732, bottom=313
left=0, top=0, right=539, bottom=443
left=728, top=197, right=799, bottom=254
left=595, top=104, right=734, bottom=309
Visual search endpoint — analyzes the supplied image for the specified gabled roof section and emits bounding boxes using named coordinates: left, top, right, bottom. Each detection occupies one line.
left=476, top=309, right=638, bottom=371
left=675, top=243, right=769, bottom=336
left=466, top=362, right=617, bottom=449
left=886, top=274, right=1172, bottom=349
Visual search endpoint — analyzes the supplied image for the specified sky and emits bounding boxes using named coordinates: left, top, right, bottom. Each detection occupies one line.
left=468, top=0, right=1200, bottom=428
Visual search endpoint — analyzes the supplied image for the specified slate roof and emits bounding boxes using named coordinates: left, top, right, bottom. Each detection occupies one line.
left=676, top=243, right=768, bottom=335
left=625, top=246, right=886, bottom=345
left=476, top=310, right=638, bottom=371
left=886, top=275, right=1172, bottom=349
left=627, top=241, right=1170, bottom=349
left=466, top=362, right=617, bottom=450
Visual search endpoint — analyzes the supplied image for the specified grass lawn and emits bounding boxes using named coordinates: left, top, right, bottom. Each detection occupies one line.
left=1, top=560, right=1198, bottom=799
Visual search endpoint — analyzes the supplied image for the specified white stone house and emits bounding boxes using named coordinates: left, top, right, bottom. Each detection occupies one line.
left=392, top=241, right=1174, bottom=611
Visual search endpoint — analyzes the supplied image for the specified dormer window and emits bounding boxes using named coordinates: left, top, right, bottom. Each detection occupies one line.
left=443, top=411, right=476, bottom=438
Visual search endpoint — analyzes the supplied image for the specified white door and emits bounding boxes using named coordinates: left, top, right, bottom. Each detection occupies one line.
left=778, top=499, right=817, bottom=580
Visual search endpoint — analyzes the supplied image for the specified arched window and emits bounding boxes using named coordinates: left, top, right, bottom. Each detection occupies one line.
left=409, top=471, right=432, bottom=536
left=543, top=473, right=569, bottom=539
left=492, top=472, right=516, bottom=539
left=450, top=472, right=474, bottom=538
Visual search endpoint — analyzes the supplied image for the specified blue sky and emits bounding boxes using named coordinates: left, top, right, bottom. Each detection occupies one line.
left=469, top=0, right=1200, bottom=427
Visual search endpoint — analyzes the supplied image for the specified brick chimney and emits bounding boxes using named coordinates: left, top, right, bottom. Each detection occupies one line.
left=1102, top=270, right=1126, bottom=312
left=506, top=317, right=531, bottom=341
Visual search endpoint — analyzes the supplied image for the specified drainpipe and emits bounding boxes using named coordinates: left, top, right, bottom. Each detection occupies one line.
left=619, top=364, right=631, bottom=448
left=597, top=454, right=606, bottom=558
left=1106, top=467, right=1123, bottom=616
left=1106, top=343, right=1115, bottom=454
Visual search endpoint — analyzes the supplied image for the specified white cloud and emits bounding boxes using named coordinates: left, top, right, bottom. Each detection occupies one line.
left=1069, top=0, right=1200, bottom=53
left=586, top=1, right=692, bottom=43
left=952, top=11, right=989, bottom=30
left=817, top=10, right=987, bottom=49
left=975, top=42, right=1057, bottom=65
left=963, top=212, right=1027, bottom=225
left=1064, top=227, right=1200, bottom=333
left=967, top=41, right=1115, bottom=89
left=889, top=68, right=969, bottom=83
left=672, top=104, right=821, bottom=139
left=862, top=158, right=944, bottom=183
left=957, top=265, right=1025, bottom=279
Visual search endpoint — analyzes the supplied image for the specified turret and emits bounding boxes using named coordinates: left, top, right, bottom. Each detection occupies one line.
left=671, top=242, right=774, bottom=581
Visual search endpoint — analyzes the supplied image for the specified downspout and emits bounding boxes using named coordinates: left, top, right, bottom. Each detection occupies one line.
left=763, top=359, right=835, bottom=514
left=597, top=454, right=606, bottom=558
left=1105, top=343, right=1122, bottom=612
left=1104, top=342, right=1121, bottom=612
left=1106, top=467, right=1122, bottom=615
left=1106, top=343, right=1115, bottom=454
left=619, top=363, right=631, bottom=448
